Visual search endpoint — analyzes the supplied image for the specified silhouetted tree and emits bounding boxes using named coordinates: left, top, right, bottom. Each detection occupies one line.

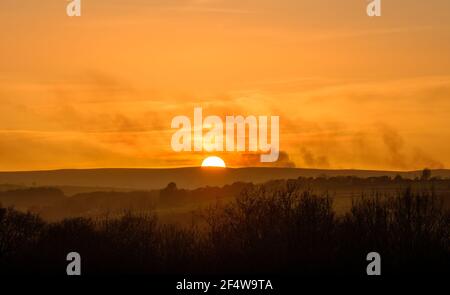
left=421, top=168, right=432, bottom=181
left=1, top=181, right=449, bottom=275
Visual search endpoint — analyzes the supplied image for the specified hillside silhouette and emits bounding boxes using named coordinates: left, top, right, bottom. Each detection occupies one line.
left=1, top=170, right=449, bottom=275
left=1, top=173, right=450, bottom=221
left=2, top=167, right=450, bottom=190
left=0, top=181, right=448, bottom=275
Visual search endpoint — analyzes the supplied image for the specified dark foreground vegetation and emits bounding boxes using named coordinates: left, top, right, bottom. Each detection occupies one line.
left=0, top=181, right=449, bottom=275
left=1, top=172, right=450, bottom=221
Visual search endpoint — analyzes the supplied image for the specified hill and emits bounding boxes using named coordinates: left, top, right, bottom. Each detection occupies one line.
left=0, top=167, right=449, bottom=190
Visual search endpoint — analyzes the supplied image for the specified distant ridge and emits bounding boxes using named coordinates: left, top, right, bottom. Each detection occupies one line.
left=0, top=167, right=449, bottom=190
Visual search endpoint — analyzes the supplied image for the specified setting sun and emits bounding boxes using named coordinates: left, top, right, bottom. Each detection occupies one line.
left=201, top=156, right=226, bottom=168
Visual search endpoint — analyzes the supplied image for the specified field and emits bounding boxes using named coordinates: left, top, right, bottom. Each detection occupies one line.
left=1, top=172, right=449, bottom=275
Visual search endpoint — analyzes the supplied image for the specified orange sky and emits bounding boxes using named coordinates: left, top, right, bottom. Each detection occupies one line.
left=1, top=0, right=450, bottom=171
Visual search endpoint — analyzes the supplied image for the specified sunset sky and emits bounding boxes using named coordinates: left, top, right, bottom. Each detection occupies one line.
left=1, top=0, right=450, bottom=171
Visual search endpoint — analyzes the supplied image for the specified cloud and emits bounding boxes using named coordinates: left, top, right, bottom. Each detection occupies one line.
left=378, top=124, right=407, bottom=169
left=300, top=148, right=330, bottom=168
left=377, top=124, right=443, bottom=170
left=1, top=74, right=450, bottom=170
left=411, top=148, right=444, bottom=170
left=232, top=151, right=296, bottom=168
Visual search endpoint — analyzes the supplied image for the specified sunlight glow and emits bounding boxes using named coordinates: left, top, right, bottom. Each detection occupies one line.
left=201, top=156, right=226, bottom=168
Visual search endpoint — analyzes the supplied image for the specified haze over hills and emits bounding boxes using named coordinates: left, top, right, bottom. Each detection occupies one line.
left=0, top=167, right=449, bottom=191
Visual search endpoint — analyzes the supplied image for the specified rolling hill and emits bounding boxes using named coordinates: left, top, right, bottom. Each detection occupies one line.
left=0, top=167, right=449, bottom=190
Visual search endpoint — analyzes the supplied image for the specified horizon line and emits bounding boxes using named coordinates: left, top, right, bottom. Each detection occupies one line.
left=0, top=166, right=446, bottom=174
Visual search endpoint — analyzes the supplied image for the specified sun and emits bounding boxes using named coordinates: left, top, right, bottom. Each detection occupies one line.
left=201, top=156, right=226, bottom=168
